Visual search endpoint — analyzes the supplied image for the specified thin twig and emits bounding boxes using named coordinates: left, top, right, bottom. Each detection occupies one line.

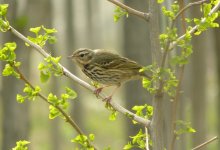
left=145, top=127, right=150, bottom=150
left=9, top=25, right=151, bottom=127
left=170, top=0, right=187, bottom=149
left=191, top=136, right=218, bottom=150
left=170, top=1, right=220, bottom=50
left=173, top=0, right=208, bottom=23
left=107, top=0, right=150, bottom=21
left=13, top=66, right=97, bottom=149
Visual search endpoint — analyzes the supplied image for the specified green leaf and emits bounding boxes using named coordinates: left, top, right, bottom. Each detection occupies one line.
left=29, top=26, right=41, bottom=34
left=89, top=134, right=95, bottom=142
left=16, top=94, right=25, bottom=103
left=12, top=140, right=30, bottom=150
left=0, top=4, right=9, bottom=16
left=157, top=0, right=164, bottom=4
left=49, top=105, right=60, bottom=119
left=65, top=87, right=77, bottom=99
left=175, top=120, right=196, bottom=136
left=109, top=110, right=117, bottom=121
left=113, top=6, right=128, bottom=22
left=123, top=142, right=133, bottom=150
left=48, top=93, right=58, bottom=104
left=42, top=25, right=57, bottom=34
left=40, top=71, right=50, bottom=82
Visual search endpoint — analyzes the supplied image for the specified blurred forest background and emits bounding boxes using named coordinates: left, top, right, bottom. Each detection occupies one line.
left=0, top=0, right=219, bottom=149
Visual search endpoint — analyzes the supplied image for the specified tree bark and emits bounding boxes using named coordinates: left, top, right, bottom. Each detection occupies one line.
left=148, top=0, right=164, bottom=149
left=123, top=0, right=151, bottom=146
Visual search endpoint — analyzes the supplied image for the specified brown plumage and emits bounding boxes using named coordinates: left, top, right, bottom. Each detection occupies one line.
left=68, top=48, right=150, bottom=101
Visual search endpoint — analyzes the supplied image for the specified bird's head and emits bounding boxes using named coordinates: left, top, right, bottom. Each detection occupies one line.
left=68, top=48, right=94, bottom=66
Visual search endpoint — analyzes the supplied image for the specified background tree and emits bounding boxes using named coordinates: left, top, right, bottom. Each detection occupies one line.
left=0, top=0, right=219, bottom=149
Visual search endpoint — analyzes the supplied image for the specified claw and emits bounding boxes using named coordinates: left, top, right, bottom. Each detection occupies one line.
left=94, top=87, right=103, bottom=97
left=103, top=96, right=112, bottom=103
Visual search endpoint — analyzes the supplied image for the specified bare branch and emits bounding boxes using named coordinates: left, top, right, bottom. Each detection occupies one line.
left=192, top=136, right=218, bottom=150
left=107, top=0, right=150, bottom=21
left=9, top=26, right=151, bottom=127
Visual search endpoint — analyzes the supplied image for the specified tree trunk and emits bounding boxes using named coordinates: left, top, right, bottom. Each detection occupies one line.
left=123, top=0, right=151, bottom=146
left=148, top=0, right=164, bottom=149
left=190, top=6, right=209, bottom=147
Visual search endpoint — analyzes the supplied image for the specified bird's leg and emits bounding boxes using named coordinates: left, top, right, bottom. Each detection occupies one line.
left=94, top=85, right=111, bottom=98
left=102, top=85, right=120, bottom=103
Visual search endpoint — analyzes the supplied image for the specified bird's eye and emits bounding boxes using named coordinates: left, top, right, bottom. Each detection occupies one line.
left=79, top=53, right=85, bottom=57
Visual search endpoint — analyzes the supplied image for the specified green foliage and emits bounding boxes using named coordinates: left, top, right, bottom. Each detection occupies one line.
left=26, top=25, right=57, bottom=47
left=0, top=4, right=10, bottom=32
left=162, top=68, right=178, bottom=97
left=170, top=32, right=193, bottom=66
left=157, top=0, right=164, bottom=4
left=113, top=6, right=128, bottom=22
left=142, top=65, right=178, bottom=97
left=12, top=140, right=30, bottom=150
left=71, top=134, right=95, bottom=149
left=194, top=3, right=219, bottom=35
left=175, top=120, right=196, bottom=138
left=104, top=101, right=118, bottom=120
left=16, top=84, right=41, bottom=103
left=48, top=87, right=77, bottom=119
left=123, top=129, right=146, bottom=150
left=0, top=42, right=17, bottom=62
left=0, top=42, right=21, bottom=78
left=109, top=109, right=117, bottom=121
left=132, top=104, right=153, bottom=120
left=161, top=1, right=179, bottom=20
left=38, top=56, right=63, bottom=82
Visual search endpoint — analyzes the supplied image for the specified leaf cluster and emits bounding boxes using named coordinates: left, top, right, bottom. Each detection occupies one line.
left=123, top=129, right=148, bottom=150
left=71, top=134, right=95, bottom=150
left=113, top=6, right=128, bottom=22
left=0, top=42, right=21, bottom=78
left=12, top=140, right=30, bottom=150
left=17, top=84, right=41, bottom=103
left=26, top=26, right=57, bottom=47
left=48, top=87, right=77, bottom=119
left=175, top=120, right=196, bottom=138
left=0, top=4, right=10, bottom=32
left=38, top=56, right=63, bottom=82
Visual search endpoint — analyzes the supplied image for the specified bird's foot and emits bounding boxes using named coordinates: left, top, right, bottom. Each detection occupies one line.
left=94, top=87, right=103, bottom=98
left=102, top=96, right=112, bottom=103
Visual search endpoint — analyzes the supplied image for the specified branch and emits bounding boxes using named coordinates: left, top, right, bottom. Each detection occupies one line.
left=13, top=66, right=97, bottom=149
left=107, top=0, right=150, bottom=21
left=173, top=0, right=208, bottom=23
left=9, top=26, right=151, bottom=127
left=169, top=0, right=220, bottom=50
left=191, top=136, right=218, bottom=150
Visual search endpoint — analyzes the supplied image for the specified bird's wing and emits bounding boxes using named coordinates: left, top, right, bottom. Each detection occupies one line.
left=92, top=50, right=142, bottom=70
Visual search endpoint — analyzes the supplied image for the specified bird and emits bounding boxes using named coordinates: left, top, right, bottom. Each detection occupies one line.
left=68, top=48, right=150, bottom=102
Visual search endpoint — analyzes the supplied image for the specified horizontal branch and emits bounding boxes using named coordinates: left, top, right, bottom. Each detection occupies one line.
left=9, top=26, right=151, bottom=127
left=169, top=0, right=220, bottom=50
left=107, top=0, right=150, bottom=21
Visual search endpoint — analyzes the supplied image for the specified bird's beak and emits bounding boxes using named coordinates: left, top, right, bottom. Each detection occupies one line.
left=67, top=55, right=73, bottom=59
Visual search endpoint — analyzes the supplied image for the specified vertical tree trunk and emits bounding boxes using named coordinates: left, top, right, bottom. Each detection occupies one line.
left=148, top=0, right=164, bottom=149
left=214, top=20, right=220, bottom=149
left=190, top=6, right=209, bottom=147
left=123, top=0, right=151, bottom=145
